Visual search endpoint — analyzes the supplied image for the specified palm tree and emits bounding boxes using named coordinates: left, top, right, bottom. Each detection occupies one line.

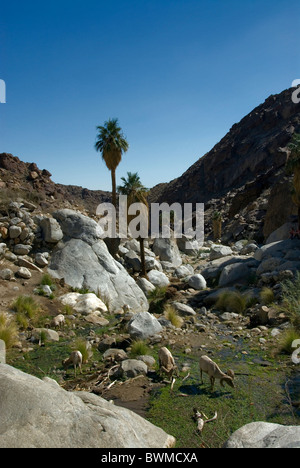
left=95, top=118, right=129, bottom=209
left=287, top=133, right=300, bottom=230
left=117, top=172, right=149, bottom=278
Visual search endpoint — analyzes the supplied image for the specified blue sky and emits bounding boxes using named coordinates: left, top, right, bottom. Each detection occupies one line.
left=0, top=0, right=299, bottom=191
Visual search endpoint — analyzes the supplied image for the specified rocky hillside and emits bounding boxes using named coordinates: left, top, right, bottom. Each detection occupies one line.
left=0, top=152, right=111, bottom=215
left=150, top=87, right=300, bottom=242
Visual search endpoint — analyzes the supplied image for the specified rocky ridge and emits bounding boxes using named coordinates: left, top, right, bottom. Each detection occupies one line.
left=149, top=87, right=300, bottom=242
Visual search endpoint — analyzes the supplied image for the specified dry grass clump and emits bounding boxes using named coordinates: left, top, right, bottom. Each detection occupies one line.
left=260, top=287, right=275, bottom=306
left=164, top=304, right=183, bottom=328
left=130, top=340, right=150, bottom=358
left=278, top=327, right=300, bottom=355
left=0, top=313, right=19, bottom=349
left=11, top=295, right=41, bottom=328
left=279, top=272, right=300, bottom=331
left=215, top=290, right=252, bottom=315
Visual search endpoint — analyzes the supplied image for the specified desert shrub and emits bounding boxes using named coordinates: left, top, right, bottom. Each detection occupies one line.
left=280, top=272, right=300, bottom=331
left=164, top=304, right=183, bottom=328
left=12, top=296, right=41, bottom=326
left=130, top=340, right=150, bottom=358
left=63, top=304, right=75, bottom=316
left=215, top=290, right=252, bottom=315
left=148, top=286, right=168, bottom=314
left=41, top=274, right=54, bottom=288
left=0, top=313, right=18, bottom=349
left=278, top=327, right=300, bottom=355
left=260, top=287, right=275, bottom=306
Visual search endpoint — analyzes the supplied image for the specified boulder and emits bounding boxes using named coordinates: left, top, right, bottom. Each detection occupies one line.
left=124, top=251, right=141, bottom=272
left=48, top=210, right=148, bottom=313
left=136, top=277, right=156, bottom=297
left=177, top=235, right=201, bottom=255
left=128, top=312, right=163, bottom=340
left=175, top=265, right=194, bottom=279
left=118, top=359, right=148, bottom=379
left=0, top=269, right=14, bottom=280
left=254, top=239, right=300, bottom=262
left=188, top=274, right=207, bottom=290
left=9, top=225, right=22, bottom=239
left=14, top=244, right=32, bottom=256
left=209, top=244, right=233, bottom=261
left=16, top=267, right=32, bottom=279
left=73, top=293, right=108, bottom=315
left=35, top=253, right=49, bottom=267
left=40, top=217, right=63, bottom=244
left=0, top=243, right=7, bottom=258
left=32, top=328, right=59, bottom=343
left=224, top=422, right=300, bottom=448
left=84, top=314, right=109, bottom=326
left=172, top=302, right=196, bottom=316
left=219, top=263, right=252, bottom=287
left=152, top=237, right=182, bottom=267
left=147, top=270, right=170, bottom=288
left=266, top=222, right=297, bottom=245
left=0, top=364, right=175, bottom=448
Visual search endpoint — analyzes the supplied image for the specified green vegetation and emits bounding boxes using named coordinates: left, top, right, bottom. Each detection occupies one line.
left=95, top=118, right=129, bottom=209
left=12, top=296, right=42, bottom=327
left=130, top=340, right=150, bottom=358
left=147, top=350, right=297, bottom=448
left=278, top=327, right=300, bottom=355
left=280, top=272, right=300, bottom=331
left=41, top=274, right=54, bottom=287
left=148, top=286, right=168, bottom=314
left=117, top=171, right=149, bottom=277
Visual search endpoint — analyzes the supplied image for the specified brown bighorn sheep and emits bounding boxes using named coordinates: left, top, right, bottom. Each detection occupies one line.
left=51, top=314, right=65, bottom=329
left=199, top=355, right=235, bottom=391
left=62, top=351, right=83, bottom=377
left=158, top=347, right=179, bottom=379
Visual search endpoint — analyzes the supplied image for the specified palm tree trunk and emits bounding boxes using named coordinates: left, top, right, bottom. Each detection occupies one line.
left=111, top=168, right=117, bottom=209
left=139, top=237, right=148, bottom=279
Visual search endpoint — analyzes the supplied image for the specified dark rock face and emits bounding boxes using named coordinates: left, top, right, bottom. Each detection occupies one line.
left=150, top=88, right=300, bottom=241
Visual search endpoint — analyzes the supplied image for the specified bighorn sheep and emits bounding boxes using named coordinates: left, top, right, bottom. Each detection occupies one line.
left=51, top=314, right=65, bottom=329
left=199, top=355, right=235, bottom=391
left=158, top=347, right=179, bottom=379
left=62, top=350, right=83, bottom=377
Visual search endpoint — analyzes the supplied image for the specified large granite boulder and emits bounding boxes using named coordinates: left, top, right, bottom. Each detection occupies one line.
left=224, top=422, right=300, bottom=448
left=152, top=237, right=182, bottom=267
left=48, top=210, right=148, bottom=313
left=128, top=312, right=163, bottom=340
left=0, top=364, right=175, bottom=448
